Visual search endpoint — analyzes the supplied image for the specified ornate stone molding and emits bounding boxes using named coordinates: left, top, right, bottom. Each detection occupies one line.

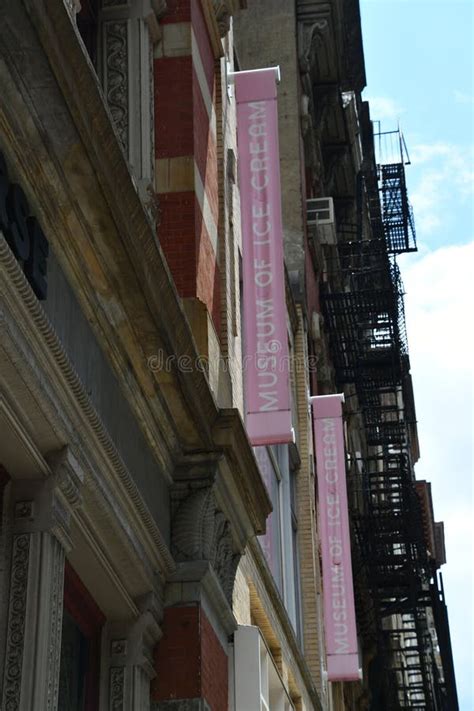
left=213, top=0, right=232, bottom=37
left=105, top=594, right=162, bottom=709
left=1, top=531, right=65, bottom=711
left=64, top=0, right=81, bottom=17
left=2, top=534, right=30, bottom=711
left=109, top=666, right=125, bottom=710
left=47, top=447, right=84, bottom=512
left=8, top=448, right=83, bottom=553
left=171, top=476, right=239, bottom=603
left=297, top=18, right=329, bottom=76
left=104, top=20, right=129, bottom=152
left=46, top=541, right=65, bottom=711
left=0, top=235, right=174, bottom=575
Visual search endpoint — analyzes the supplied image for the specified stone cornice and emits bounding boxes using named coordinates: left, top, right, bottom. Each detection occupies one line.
left=212, top=409, right=272, bottom=537
left=201, top=0, right=224, bottom=57
left=0, top=234, right=175, bottom=579
left=201, top=0, right=246, bottom=56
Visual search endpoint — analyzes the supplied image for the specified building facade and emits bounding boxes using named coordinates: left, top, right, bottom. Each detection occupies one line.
left=0, top=1, right=457, bottom=711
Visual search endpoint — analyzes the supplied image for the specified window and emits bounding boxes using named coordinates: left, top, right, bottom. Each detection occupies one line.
left=254, top=446, right=283, bottom=593
left=233, top=626, right=295, bottom=711
left=290, top=468, right=303, bottom=644
left=255, top=445, right=303, bottom=641
left=58, top=562, right=105, bottom=711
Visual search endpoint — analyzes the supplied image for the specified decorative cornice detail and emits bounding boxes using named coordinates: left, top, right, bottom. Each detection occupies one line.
left=201, top=0, right=225, bottom=58
left=104, top=20, right=129, bottom=152
left=145, top=1, right=168, bottom=44
left=47, top=447, right=84, bottom=512
left=212, top=0, right=232, bottom=37
left=0, top=234, right=174, bottom=575
left=171, top=479, right=239, bottom=603
left=0, top=0, right=274, bottom=595
left=212, top=410, right=272, bottom=536
left=297, top=19, right=329, bottom=76
left=64, top=0, right=81, bottom=16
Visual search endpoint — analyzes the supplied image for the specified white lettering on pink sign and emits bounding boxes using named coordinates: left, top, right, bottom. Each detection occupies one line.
left=311, top=394, right=360, bottom=681
left=235, top=69, right=292, bottom=445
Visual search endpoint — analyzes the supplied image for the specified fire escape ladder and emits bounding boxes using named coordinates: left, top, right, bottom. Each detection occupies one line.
left=380, top=162, right=417, bottom=254
left=319, top=131, right=446, bottom=708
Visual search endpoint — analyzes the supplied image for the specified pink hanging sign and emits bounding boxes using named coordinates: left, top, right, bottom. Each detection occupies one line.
left=310, top=394, right=360, bottom=681
left=235, top=68, right=292, bottom=446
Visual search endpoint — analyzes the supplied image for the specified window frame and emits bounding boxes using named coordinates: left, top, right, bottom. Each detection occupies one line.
left=61, top=561, right=105, bottom=711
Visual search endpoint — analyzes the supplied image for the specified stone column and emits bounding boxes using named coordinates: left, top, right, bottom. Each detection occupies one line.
left=104, top=592, right=162, bottom=711
left=0, top=449, right=82, bottom=711
left=98, top=0, right=167, bottom=202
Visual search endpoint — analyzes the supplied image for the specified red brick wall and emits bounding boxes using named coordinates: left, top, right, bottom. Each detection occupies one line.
left=201, top=608, right=228, bottom=711
left=191, top=1, right=215, bottom=91
left=154, top=0, right=221, bottom=337
left=158, top=192, right=196, bottom=296
left=155, top=57, right=193, bottom=159
left=152, top=605, right=228, bottom=711
left=161, top=0, right=191, bottom=24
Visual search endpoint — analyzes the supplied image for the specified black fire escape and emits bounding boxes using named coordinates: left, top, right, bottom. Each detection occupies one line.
left=319, top=127, right=457, bottom=710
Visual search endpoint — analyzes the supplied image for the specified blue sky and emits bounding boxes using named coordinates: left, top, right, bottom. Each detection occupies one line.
left=360, top=1, right=473, bottom=708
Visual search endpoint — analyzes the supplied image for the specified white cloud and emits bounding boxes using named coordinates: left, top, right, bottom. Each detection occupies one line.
left=365, top=95, right=405, bottom=121
left=410, top=142, right=452, bottom=164
left=454, top=89, right=474, bottom=105
left=401, top=242, right=474, bottom=706
left=408, top=143, right=474, bottom=235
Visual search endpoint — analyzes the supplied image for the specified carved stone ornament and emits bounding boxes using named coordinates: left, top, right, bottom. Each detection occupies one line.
left=2, top=531, right=66, bottom=711
left=151, top=0, right=168, bottom=19
left=65, top=0, right=82, bottom=16
left=104, top=20, right=129, bottom=152
left=213, top=0, right=233, bottom=37
left=2, top=534, right=30, bottom=711
left=109, top=666, right=125, bottom=710
left=14, top=500, right=35, bottom=521
left=171, top=485, right=239, bottom=602
left=111, top=639, right=128, bottom=656
left=298, top=19, right=329, bottom=75
left=46, top=540, right=66, bottom=711
left=47, top=446, right=85, bottom=514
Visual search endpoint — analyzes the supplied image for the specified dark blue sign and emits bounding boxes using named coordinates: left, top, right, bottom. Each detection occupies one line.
left=0, top=151, right=49, bottom=299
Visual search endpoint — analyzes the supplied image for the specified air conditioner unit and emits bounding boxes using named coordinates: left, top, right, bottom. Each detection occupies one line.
left=306, top=197, right=336, bottom=244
